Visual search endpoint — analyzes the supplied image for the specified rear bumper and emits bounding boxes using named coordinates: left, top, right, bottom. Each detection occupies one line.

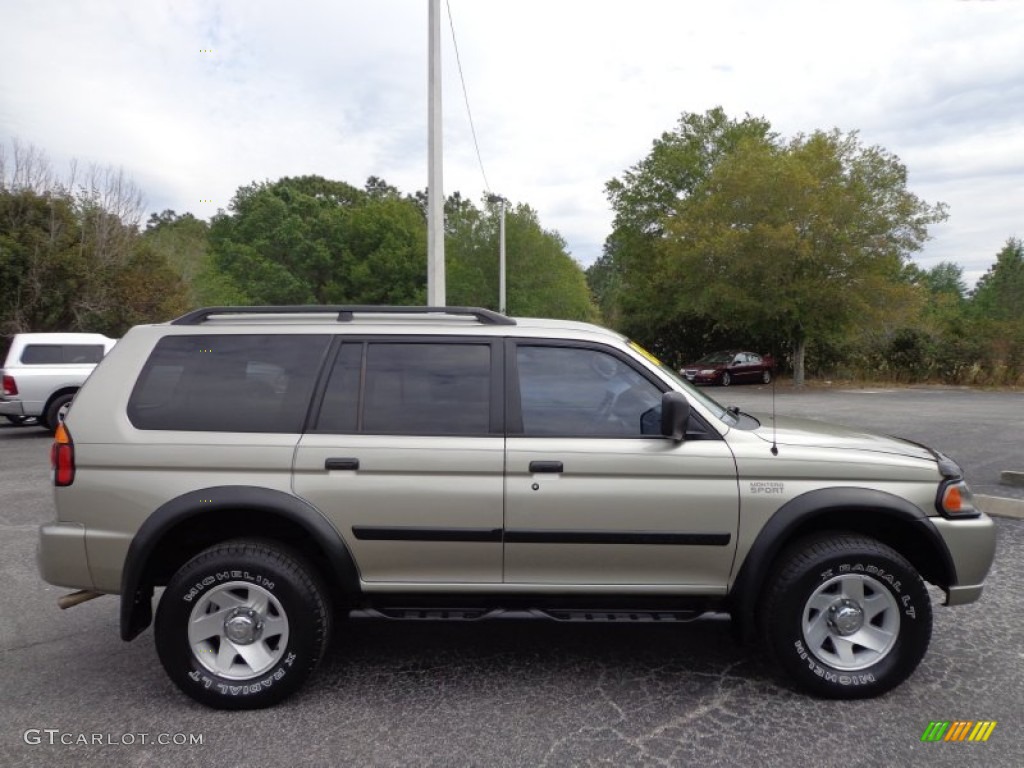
left=37, top=522, right=94, bottom=590
left=0, top=400, right=25, bottom=417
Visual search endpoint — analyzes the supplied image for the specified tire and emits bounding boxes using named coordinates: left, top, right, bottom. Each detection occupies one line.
left=762, top=369, right=772, bottom=385
left=155, top=540, right=332, bottom=709
left=4, top=415, right=31, bottom=426
left=721, top=372, right=731, bottom=386
left=43, top=392, right=75, bottom=433
left=760, top=533, right=932, bottom=699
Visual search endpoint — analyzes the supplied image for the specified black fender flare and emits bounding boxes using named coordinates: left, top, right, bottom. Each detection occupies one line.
left=120, top=486, right=359, bottom=641
left=729, top=487, right=956, bottom=640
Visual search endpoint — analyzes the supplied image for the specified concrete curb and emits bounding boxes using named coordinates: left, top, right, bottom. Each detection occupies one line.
left=976, top=494, right=1024, bottom=520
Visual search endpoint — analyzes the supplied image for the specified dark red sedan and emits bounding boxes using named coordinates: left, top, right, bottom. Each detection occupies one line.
left=681, top=350, right=774, bottom=386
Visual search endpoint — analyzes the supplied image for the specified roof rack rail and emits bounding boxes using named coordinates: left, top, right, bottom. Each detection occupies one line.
left=170, top=305, right=517, bottom=326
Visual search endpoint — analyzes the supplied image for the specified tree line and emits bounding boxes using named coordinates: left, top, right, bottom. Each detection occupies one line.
left=1, top=143, right=597, bottom=338
left=2, top=123, right=1021, bottom=386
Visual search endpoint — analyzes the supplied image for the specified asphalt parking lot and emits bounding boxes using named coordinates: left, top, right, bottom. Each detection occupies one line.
left=2, top=387, right=1022, bottom=767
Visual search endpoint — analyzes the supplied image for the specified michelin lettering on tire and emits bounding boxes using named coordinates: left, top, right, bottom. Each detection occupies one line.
left=154, top=540, right=330, bottom=709
left=763, top=534, right=932, bottom=699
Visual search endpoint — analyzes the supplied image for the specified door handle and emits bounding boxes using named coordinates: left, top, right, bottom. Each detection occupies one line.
left=325, top=457, right=360, bottom=471
left=529, top=461, right=563, bottom=473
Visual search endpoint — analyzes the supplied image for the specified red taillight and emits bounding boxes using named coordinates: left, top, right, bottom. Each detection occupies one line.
left=51, top=422, right=75, bottom=487
left=2, top=374, right=16, bottom=396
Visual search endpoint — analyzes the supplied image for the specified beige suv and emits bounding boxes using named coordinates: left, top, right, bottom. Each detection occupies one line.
left=38, top=306, right=996, bottom=709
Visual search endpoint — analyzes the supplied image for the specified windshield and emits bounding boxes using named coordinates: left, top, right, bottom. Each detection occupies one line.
left=657, top=364, right=734, bottom=423
left=625, top=339, right=735, bottom=425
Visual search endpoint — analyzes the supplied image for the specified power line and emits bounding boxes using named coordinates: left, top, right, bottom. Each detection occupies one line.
left=446, top=0, right=491, bottom=195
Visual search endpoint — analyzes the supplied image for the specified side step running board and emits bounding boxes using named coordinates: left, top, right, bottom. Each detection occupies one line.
left=350, top=607, right=725, bottom=624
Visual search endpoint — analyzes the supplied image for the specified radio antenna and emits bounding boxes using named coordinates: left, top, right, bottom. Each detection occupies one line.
left=770, top=340, right=779, bottom=456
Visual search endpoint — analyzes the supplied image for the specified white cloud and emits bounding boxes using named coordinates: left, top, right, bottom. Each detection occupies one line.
left=2, top=0, right=1021, bottom=284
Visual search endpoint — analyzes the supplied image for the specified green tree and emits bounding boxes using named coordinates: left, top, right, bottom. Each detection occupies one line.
left=666, top=130, right=945, bottom=384
left=503, top=204, right=597, bottom=320
left=598, top=108, right=777, bottom=360
left=604, top=112, right=946, bottom=384
left=1, top=143, right=188, bottom=334
left=967, top=238, right=1024, bottom=381
left=445, top=195, right=597, bottom=321
left=144, top=210, right=244, bottom=308
left=972, top=237, right=1024, bottom=322
left=209, top=176, right=427, bottom=305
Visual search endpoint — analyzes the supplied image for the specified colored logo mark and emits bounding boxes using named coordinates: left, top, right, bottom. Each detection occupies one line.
left=921, top=721, right=997, bottom=742
left=200, top=49, right=214, bottom=53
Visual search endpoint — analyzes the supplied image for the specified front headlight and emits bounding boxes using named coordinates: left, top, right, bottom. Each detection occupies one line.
left=936, top=479, right=979, bottom=519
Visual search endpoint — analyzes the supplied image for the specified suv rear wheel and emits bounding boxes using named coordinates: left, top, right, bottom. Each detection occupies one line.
left=761, top=533, right=931, bottom=699
left=155, top=539, right=332, bottom=709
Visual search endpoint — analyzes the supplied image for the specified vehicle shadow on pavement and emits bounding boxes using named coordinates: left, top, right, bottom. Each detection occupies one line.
left=315, top=616, right=778, bottom=698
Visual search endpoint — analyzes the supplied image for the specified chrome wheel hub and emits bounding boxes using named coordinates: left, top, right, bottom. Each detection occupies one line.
left=224, top=608, right=264, bottom=645
left=801, top=573, right=900, bottom=671
left=827, top=599, right=864, bottom=636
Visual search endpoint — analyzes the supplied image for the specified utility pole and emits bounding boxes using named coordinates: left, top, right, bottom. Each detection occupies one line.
left=427, top=0, right=445, bottom=306
left=487, top=194, right=507, bottom=313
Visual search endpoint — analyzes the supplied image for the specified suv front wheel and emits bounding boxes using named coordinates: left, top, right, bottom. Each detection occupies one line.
left=761, top=533, right=932, bottom=699
left=155, top=539, right=332, bottom=709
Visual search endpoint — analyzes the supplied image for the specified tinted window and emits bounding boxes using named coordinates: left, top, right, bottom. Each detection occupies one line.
left=516, top=346, right=663, bottom=437
left=128, top=335, right=330, bottom=432
left=317, top=343, right=362, bottom=432
left=317, top=342, right=491, bottom=435
left=20, top=344, right=105, bottom=364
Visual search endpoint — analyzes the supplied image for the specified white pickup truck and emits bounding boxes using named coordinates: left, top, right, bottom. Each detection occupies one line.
left=0, top=333, right=117, bottom=431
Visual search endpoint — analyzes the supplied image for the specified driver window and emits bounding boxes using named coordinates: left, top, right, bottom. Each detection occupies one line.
left=516, top=345, right=663, bottom=437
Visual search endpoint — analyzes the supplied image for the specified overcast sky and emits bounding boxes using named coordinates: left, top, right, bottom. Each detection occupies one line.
left=2, top=0, right=1022, bottom=286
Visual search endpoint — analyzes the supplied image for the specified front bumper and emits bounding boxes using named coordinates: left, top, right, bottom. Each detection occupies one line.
left=930, top=514, right=997, bottom=606
left=681, top=370, right=721, bottom=384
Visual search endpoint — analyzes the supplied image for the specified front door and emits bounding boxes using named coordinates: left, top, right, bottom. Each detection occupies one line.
left=504, top=342, right=739, bottom=590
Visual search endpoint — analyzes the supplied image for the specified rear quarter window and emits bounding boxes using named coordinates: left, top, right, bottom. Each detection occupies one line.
left=127, top=335, right=330, bottom=432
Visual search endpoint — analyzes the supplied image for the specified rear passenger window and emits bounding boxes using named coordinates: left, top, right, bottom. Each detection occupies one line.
left=317, top=343, right=362, bottom=432
left=317, top=342, right=492, bottom=435
left=127, top=335, right=330, bottom=432
left=21, top=344, right=105, bottom=364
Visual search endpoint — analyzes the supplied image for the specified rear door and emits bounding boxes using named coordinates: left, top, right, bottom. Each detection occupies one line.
left=293, top=338, right=505, bottom=584
left=503, top=341, right=739, bottom=590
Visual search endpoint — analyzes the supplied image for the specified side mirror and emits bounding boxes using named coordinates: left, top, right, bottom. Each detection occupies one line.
left=661, top=392, right=691, bottom=442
